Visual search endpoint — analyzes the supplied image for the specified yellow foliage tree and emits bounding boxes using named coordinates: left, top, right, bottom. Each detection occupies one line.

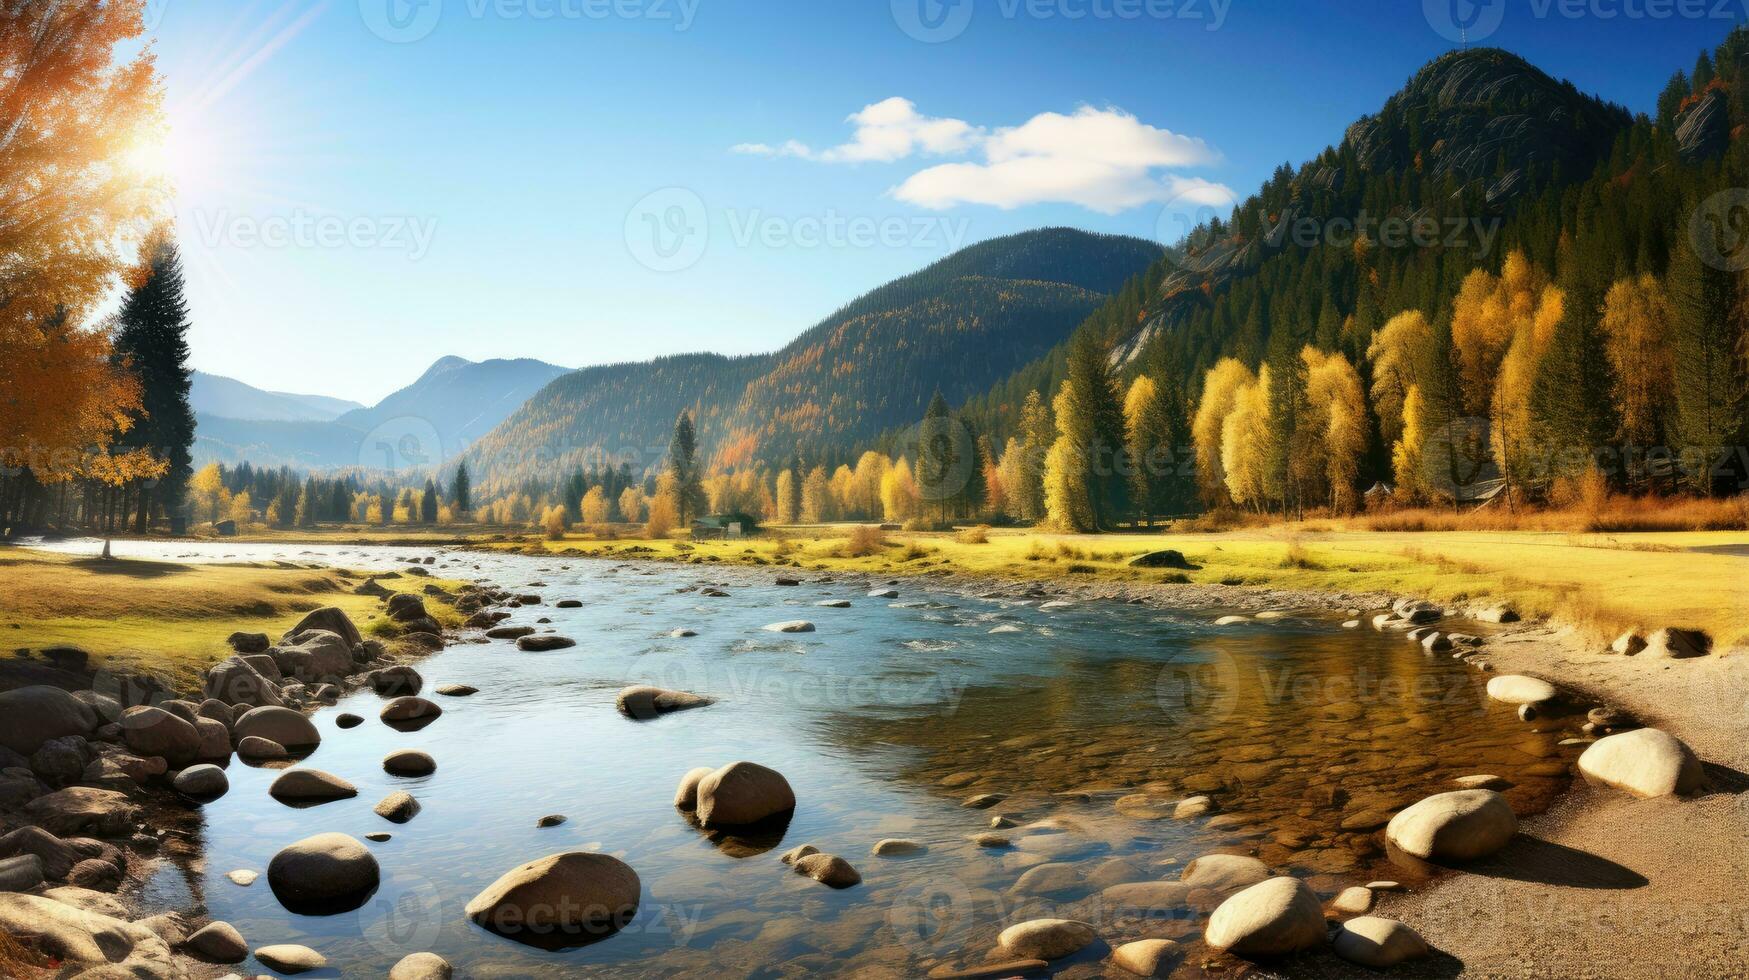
left=646, top=473, right=678, bottom=539
left=580, top=486, right=610, bottom=524
left=1299, top=348, right=1368, bottom=513
left=1191, top=358, right=1254, bottom=507
left=1366, top=310, right=1434, bottom=448
left=1599, top=274, right=1676, bottom=455
left=618, top=485, right=646, bottom=523
left=1043, top=383, right=1096, bottom=532
left=542, top=505, right=568, bottom=540
left=880, top=457, right=919, bottom=522
left=188, top=463, right=228, bottom=522
left=1221, top=364, right=1278, bottom=510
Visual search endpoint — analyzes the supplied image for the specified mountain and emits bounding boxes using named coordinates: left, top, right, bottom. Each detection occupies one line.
left=464, top=228, right=1163, bottom=488
left=193, top=356, right=569, bottom=471
left=190, top=371, right=363, bottom=422
left=954, top=47, right=1643, bottom=444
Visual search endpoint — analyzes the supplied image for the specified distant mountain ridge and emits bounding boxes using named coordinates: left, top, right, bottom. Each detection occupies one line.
left=194, top=355, right=569, bottom=471
left=462, top=228, right=1164, bottom=488
left=190, top=371, right=364, bottom=422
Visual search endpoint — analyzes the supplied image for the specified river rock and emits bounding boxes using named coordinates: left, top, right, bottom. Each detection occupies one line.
left=517, top=634, right=576, bottom=651
left=694, top=761, right=795, bottom=827
left=1485, top=674, right=1556, bottom=705
left=464, top=851, right=640, bottom=943
left=25, top=787, right=138, bottom=837
left=0, top=893, right=174, bottom=974
left=173, top=764, right=228, bottom=798
left=615, top=686, right=715, bottom=720
left=390, top=951, right=453, bottom=980
left=1102, top=881, right=1193, bottom=911
left=1181, top=853, right=1270, bottom=892
left=234, top=705, right=321, bottom=749
left=1609, top=631, right=1647, bottom=656
left=673, top=766, right=712, bottom=810
left=1330, top=885, right=1374, bottom=914
left=269, top=769, right=358, bottom=804
left=1011, top=862, right=1084, bottom=897
left=0, top=687, right=97, bottom=756
left=184, top=920, right=247, bottom=963
left=374, top=791, right=421, bottom=823
left=436, top=683, right=477, bottom=696
left=1385, top=789, right=1517, bottom=861
left=267, top=833, right=379, bottom=912
left=384, top=749, right=437, bottom=776
left=1213, top=615, right=1248, bottom=625
left=1643, top=627, right=1709, bottom=659
left=0, top=853, right=44, bottom=892
left=204, top=656, right=284, bottom=708
left=120, top=705, right=201, bottom=767
left=487, top=625, right=535, bottom=639
left=1173, top=795, right=1213, bottom=819
left=1110, top=938, right=1183, bottom=976
left=0, top=827, right=92, bottom=882
left=761, top=620, right=815, bottom=633
left=1332, top=915, right=1428, bottom=967
left=192, top=716, right=230, bottom=760
left=1203, top=876, right=1325, bottom=957
left=271, top=629, right=356, bottom=685
left=793, top=852, right=860, bottom=888
left=226, top=869, right=257, bottom=886
left=1473, top=604, right=1518, bottom=624
left=1577, top=727, right=1706, bottom=798
left=29, top=735, right=90, bottom=788
left=381, top=696, right=442, bottom=722
left=998, top=918, right=1096, bottom=960
left=284, top=606, right=363, bottom=647
left=871, top=838, right=926, bottom=856
left=255, top=943, right=327, bottom=973
left=368, top=665, right=424, bottom=696
left=237, top=735, right=288, bottom=759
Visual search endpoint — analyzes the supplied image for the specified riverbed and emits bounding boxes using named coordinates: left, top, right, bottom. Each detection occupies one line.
left=24, top=539, right=1581, bottom=977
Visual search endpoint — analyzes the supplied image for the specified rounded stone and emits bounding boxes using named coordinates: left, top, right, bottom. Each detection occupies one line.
left=383, top=750, right=436, bottom=777
left=1110, top=938, right=1183, bottom=976
left=236, top=736, right=288, bottom=759
left=390, top=951, right=453, bottom=980
left=1577, top=728, right=1707, bottom=798
left=997, top=918, right=1097, bottom=960
left=464, top=851, right=640, bottom=945
left=266, top=833, right=379, bottom=913
left=255, top=944, right=327, bottom=973
left=695, top=761, right=795, bottom=827
left=1203, top=876, right=1325, bottom=957
left=120, top=706, right=201, bottom=767
left=1485, top=674, right=1557, bottom=705
left=1331, top=916, right=1429, bottom=968
left=793, top=852, right=861, bottom=888
left=184, top=920, right=247, bottom=963
left=172, top=764, right=228, bottom=799
left=233, top=706, right=320, bottom=749
left=268, top=769, right=358, bottom=805
left=1385, top=789, right=1517, bottom=862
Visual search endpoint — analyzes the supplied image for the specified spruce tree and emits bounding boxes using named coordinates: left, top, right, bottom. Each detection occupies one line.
left=450, top=462, right=472, bottom=514
left=421, top=478, right=440, bottom=523
left=1669, top=239, right=1748, bottom=494
left=915, top=392, right=959, bottom=525
left=667, top=411, right=706, bottom=524
left=113, top=231, right=196, bottom=532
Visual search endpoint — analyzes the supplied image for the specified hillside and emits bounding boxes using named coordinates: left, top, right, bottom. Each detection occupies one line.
left=956, top=47, right=1642, bottom=445
left=190, top=371, right=363, bottom=422
left=194, top=355, right=568, bottom=471
left=463, top=228, right=1162, bottom=489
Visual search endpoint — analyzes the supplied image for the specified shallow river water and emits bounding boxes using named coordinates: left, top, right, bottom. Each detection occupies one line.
left=29, top=539, right=1577, bottom=977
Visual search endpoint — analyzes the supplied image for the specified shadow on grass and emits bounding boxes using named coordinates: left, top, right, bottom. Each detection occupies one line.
left=68, top=557, right=195, bottom=578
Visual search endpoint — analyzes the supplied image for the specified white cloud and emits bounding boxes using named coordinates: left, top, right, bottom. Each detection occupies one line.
left=732, top=97, right=980, bottom=164
left=736, top=101, right=1231, bottom=215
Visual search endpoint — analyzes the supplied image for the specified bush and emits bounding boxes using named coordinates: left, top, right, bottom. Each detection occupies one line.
left=955, top=525, right=991, bottom=544
left=845, top=525, right=888, bottom=557
left=543, top=506, right=567, bottom=540
left=900, top=542, right=932, bottom=561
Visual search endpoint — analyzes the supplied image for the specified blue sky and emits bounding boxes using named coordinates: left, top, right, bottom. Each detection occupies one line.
left=143, top=0, right=1744, bottom=403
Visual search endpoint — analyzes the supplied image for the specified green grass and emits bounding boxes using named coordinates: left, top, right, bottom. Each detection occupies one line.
left=0, top=547, right=467, bottom=689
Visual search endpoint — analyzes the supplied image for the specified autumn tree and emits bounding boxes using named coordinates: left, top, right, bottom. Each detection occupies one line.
left=1299, top=349, right=1368, bottom=513
left=1043, top=331, right=1127, bottom=530
left=1600, top=275, right=1677, bottom=476
left=801, top=466, right=832, bottom=523
left=188, top=463, right=228, bottom=522
left=775, top=470, right=799, bottom=523
left=1192, top=359, right=1255, bottom=508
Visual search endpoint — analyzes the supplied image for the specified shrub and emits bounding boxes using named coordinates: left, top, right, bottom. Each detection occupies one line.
left=900, top=542, right=932, bottom=561
left=542, top=506, right=567, bottom=541
left=845, top=525, right=888, bottom=557
left=1066, top=563, right=1096, bottom=574
left=955, top=525, right=991, bottom=544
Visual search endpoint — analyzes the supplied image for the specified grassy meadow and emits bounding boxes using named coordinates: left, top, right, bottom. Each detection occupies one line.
left=0, top=548, right=467, bottom=688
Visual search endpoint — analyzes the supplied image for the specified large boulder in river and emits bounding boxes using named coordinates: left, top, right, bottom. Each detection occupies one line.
left=120, top=705, right=201, bottom=767
left=615, top=686, right=714, bottom=720
left=381, top=696, right=442, bottom=723
left=205, top=657, right=284, bottom=708
left=271, top=629, right=355, bottom=685
left=673, top=767, right=712, bottom=810
left=464, top=851, right=640, bottom=944
left=695, top=761, right=795, bottom=828
left=267, top=833, right=380, bottom=913
left=0, top=893, right=175, bottom=975
left=283, top=607, right=363, bottom=648
left=234, top=706, right=321, bottom=749
left=368, top=665, right=424, bottom=697
left=0, top=686, right=97, bottom=755
left=1181, top=853, right=1271, bottom=892
left=1203, top=876, right=1325, bottom=957
left=390, top=951, right=453, bottom=980
left=1385, top=789, right=1517, bottom=862
left=1577, top=728, right=1707, bottom=798
left=269, top=769, right=358, bottom=804
left=174, top=764, right=229, bottom=799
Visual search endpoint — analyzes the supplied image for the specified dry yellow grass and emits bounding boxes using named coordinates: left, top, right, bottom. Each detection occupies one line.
left=0, top=548, right=465, bottom=688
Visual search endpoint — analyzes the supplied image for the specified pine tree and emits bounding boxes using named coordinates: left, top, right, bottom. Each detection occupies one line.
left=1669, top=240, right=1748, bottom=494
left=450, top=462, right=472, bottom=514
left=421, top=478, right=440, bottom=523
left=915, top=392, right=962, bottom=526
left=1046, top=331, right=1127, bottom=530
left=667, top=411, right=706, bottom=524
left=113, top=230, right=196, bottom=532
